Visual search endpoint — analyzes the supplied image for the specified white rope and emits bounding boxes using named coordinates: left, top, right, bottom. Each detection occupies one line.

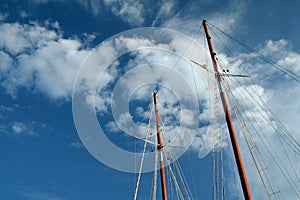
left=151, top=150, right=158, bottom=200
left=133, top=102, right=154, bottom=200
left=164, top=151, right=186, bottom=200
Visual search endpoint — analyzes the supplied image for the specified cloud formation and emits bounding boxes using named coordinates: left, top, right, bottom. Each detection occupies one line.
left=0, top=21, right=90, bottom=99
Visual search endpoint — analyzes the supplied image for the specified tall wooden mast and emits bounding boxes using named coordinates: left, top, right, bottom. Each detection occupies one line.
left=153, top=92, right=168, bottom=200
left=202, top=20, right=252, bottom=200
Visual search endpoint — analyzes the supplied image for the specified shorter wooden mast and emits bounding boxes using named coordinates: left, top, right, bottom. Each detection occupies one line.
left=153, top=92, right=168, bottom=200
left=202, top=20, right=252, bottom=200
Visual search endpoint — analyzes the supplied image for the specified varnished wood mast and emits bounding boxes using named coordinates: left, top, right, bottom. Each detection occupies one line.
left=153, top=92, right=168, bottom=200
left=202, top=19, right=252, bottom=200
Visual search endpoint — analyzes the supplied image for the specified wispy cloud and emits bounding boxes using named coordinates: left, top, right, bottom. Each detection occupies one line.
left=19, top=10, right=29, bottom=19
left=70, top=141, right=84, bottom=149
left=11, top=121, right=39, bottom=136
left=103, top=0, right=144, bottom=25
left=0, top=12, right=8, bottom=21
left=19, top=190, right=63, bottom=200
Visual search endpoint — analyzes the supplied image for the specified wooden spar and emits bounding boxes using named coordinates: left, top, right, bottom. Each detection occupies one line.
left=202, top=20, right=252, bottom=200
left=153, top=92, right=168, bottom=200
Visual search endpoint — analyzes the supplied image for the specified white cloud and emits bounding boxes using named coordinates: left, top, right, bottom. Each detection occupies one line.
left=0, top=104, right=18, bottom=112
left=152, top=0, right=175, bottom=26
left=105, top=121, right=119, bottom=133
left=86, top=92, right=108, bottom=113
left=76, top=0, right=103, bottom=15
left=20, top=10, right=29, bottom=18
left=70, top=141, right=84, bottom=149
left=278, top=51, right=300, bottom=74
left=0, top=21, right=90, bottom=99
left=19, top=190, right=62, bottom=200
left=115, top=35, right=153, bottom=50
left=103, top=0, right=144, bottom=25
left=160, top=0, right=247, bottom=44
left=12, top=121, right=37, bottom=136
left=0, top=22, right=59, bottom=55
left=25, top=0, right=177, bottom=29
left=32, top=0, right=146, bottom=25
left=0, top=12, right=8, bottom=21
left=0, top=51, right=13, bottom=73
left=179, top=109, right=197, bottom=126
left=12, top=122, right=26, bottom=134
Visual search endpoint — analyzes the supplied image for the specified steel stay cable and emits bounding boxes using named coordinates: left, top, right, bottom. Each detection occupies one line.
left=225, top=80, right=281, bottom=199
left=276, top=128, right=300, bottom=185
left=222, top=77, right=300, bottom=198
left=190, top=64, right=243, bottom=199
left=212, top=146, right=216, bottom=200
left=221, top=68, right=300, bottom=185
left=218, top=42, right=300, bottom=154
left=208, top=22, right=300, bottom=83
left=161, top=134, right=194, bottom=200
left=225, top=80, right=283, bottom=199
left=220, top=74, right=283, bottom=195
left=219, top=128, right=226, bottom=200
left=157, top=25, right=204, bottom=94
left=163, top=150, right=186, bottom=200
left=216, top=56, right=300, bottom=155
left=187, top=153, right=199, bottom=200
left=224, top=80, right=284, bottom=200
left=169, top=148, right=194, bottom=199
left=222, top=76, right=295, bottom=197
left=192, top=48, right=296, bottom=198
left=228, top=91, right=284, bottom=200
left=202, top=23, right=300, bottom=198
left=193, top=54, right=280, bottom=198
left=221, top=78, right=274, bottom=199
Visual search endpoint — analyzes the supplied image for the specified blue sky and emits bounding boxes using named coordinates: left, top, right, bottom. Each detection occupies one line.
left=0, top=0, right=300, bottom=199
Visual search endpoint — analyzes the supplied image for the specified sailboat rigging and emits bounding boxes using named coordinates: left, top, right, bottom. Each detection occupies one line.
left=202, top=19, right=252, bottom=200
left=154, top=92, right=168, bottom=200
left=130, top=20, right=300, bottom=200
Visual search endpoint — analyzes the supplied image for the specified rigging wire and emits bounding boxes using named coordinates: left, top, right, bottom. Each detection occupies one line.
left=165, top=151, right=185, bottom=200
left=150, top=150, right=158, bottom=200
left=144, top=20, right=299, bottom=200
left=133, top=102, right=154, bottom=200
left=204, top=25, right=297, bottom=198
left=223, top=81, right=284, bottom=200
left=218, top=54, right=299, bottom=161
left=199, top=26, right=230, bottom=200
left=216, top=56, right=282, bottom=193
left=152, top=95, right=195, bottom=200
left=170, top=149, right=194, bottom=199
left=211, top=80, right=224, bottom=200
left=193, top=26, right=284, bottom=198
left=187, top=152, right=199, bottom=200
left=164, top=150, right=191, bottom=200
left=226, top=132, right=241, bottom=199
left=220, top=77, right=274, bottom=199
left=159, top=111, right=195, bottom=199
left=130, top=19, right=300, bottom=200
left=220, top=74, right=300, bottom=199
left=208, top=22, right=300, bottom=83
left=208, top=27, right=300, bottom=199
left=210, top=28, right=300, bottom=155
left=158, top=25, right=204, bottom=93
